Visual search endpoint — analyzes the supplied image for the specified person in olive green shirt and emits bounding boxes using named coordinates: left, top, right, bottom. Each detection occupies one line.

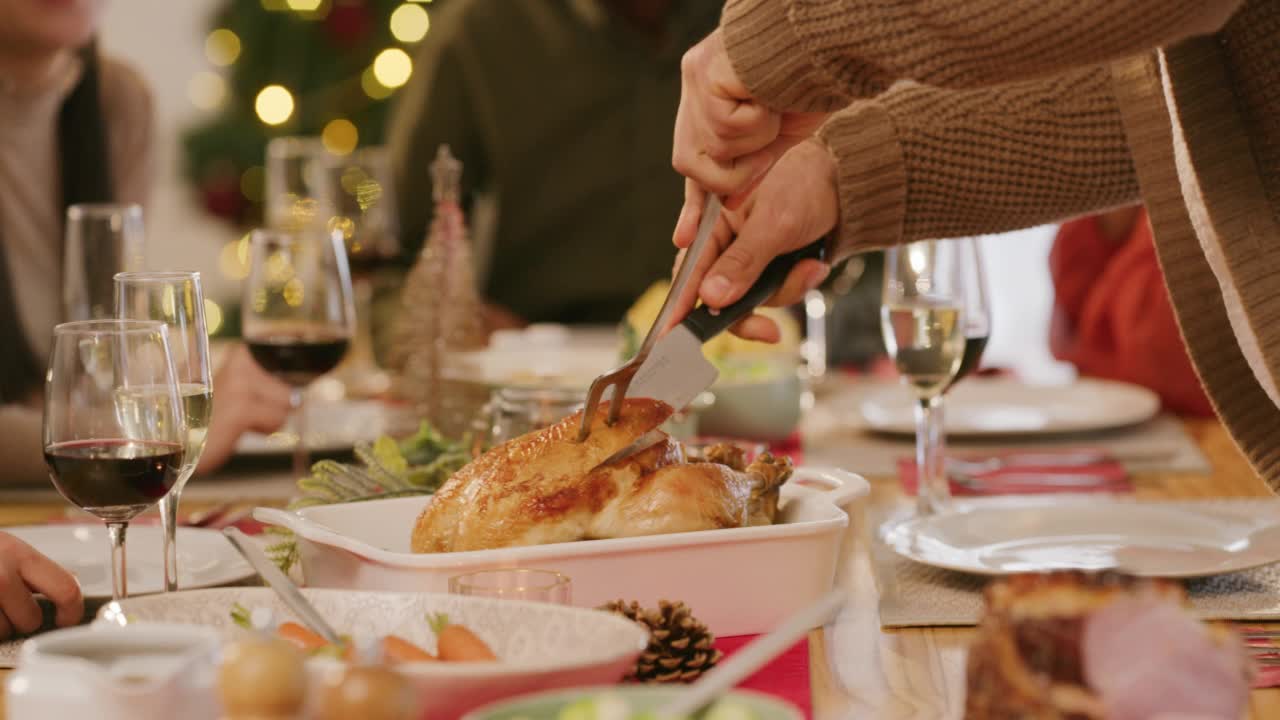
left=386, top=0, right=721, bottom=327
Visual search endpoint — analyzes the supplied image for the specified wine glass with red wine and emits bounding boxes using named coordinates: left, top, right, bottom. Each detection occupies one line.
left=43, top=320, right=187, bottom=600
left=949, top=238, right=992, bottom=390
left=242, top=227, right=356, bottom=479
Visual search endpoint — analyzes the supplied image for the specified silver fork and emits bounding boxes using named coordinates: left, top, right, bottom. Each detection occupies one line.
left=946, top=451, right=1112, bottom=475
left=950, top=471, right=1124, bottom=490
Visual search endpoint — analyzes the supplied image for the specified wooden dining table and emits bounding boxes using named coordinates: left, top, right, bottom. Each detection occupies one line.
left=0, top=417, right=1276, bottom=719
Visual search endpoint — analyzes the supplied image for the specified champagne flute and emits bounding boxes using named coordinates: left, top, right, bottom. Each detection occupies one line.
left=881, top=240, right=969, bottom=515
left=242, top=227, right=356, bottom=479
left=43, top=320, right=186, bottom=600
left=115, top=271, right=213, bottom=593
left=63, top=203, right=146, bottom=321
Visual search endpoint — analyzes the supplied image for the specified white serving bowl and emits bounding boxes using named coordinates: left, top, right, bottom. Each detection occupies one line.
left=100, top=588, right=649, bottom=719
left=255, top=467, right=869, bottom=636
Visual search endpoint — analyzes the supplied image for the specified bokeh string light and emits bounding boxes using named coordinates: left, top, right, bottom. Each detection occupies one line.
left=254, top=85, right=296, bottom=125
left=389, top=3, right=429, bottom=42
left=189, top=0, right=432, bottom=268
left=372, top=48, right=413, bottom=88
left=321, top=118, right=360, bottom=155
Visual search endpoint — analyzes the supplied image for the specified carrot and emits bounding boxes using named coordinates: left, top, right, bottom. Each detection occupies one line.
left=276, top=621, right=330, bottom=652
left=382, top=634, right=438, bottom=663
left=428, top=613, right=497, bottom=661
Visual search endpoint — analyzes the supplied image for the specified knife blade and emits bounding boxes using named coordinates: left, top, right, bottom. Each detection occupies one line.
left=604, top=237, right=828, bottom=463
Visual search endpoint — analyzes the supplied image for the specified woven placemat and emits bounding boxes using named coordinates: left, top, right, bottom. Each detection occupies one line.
left=873, top=498, right=1280, bottom=628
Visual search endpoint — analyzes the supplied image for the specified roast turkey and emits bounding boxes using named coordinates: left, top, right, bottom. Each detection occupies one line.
left=410, top=398, right=792, bottom=553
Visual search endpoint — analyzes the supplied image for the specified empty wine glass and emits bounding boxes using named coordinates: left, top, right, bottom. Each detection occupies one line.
left=43, top=320, right=186, bottom=600
left=320, top=146, right=400, bottom=397
left=264, top=136, right=329, bottom=232
left=115, top=271, right=213, bottom=592
left=881, top=240, right=972, bottom=516
left=241, top=227, right=356, bottom=479
left=63, top=203, right=146, bottom=321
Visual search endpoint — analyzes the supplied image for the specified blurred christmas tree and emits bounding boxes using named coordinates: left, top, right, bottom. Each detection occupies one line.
left=182, top=0, right=430, bottom=227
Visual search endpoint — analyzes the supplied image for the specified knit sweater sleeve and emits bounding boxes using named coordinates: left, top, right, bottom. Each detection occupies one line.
left=722, top=0, right=1242, bottom=111
left=814, top=65, right=1139, bottom=255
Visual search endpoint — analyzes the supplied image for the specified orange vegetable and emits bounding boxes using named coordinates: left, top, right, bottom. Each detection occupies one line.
left=429, top=614, right=497, bottom=662
left=276, top=622, right=329, bottom=652
left=382, top=635, right=437, bottom=664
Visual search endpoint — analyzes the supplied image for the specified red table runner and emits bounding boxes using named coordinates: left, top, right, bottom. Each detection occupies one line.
left=714, top=635, right=811, bottom=717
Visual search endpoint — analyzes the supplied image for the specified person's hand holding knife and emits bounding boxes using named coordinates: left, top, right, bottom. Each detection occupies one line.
left=669, top=29, right=843, bottom=342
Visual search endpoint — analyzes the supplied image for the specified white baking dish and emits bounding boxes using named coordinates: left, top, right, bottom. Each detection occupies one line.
left=254, top=467, right=868, bottom=636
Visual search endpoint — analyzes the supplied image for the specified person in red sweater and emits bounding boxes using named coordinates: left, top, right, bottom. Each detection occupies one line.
left=1050, top=206, right=1213, bottom=416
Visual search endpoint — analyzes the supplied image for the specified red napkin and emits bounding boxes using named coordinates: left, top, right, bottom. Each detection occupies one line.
left=768, top=432, right=804, bottom=466
left=1239, top=628, right=1280, bottom=688
left=898, top=451, right=1133, bottom=496
left=714, top=635, right=811, bottom=717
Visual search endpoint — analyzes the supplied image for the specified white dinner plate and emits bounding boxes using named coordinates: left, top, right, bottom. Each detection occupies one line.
left=235, top=398, right=400, bottom=456
left=4, top=524, right=254, bottom=599
left=858, top=377, right=1161, bottom=437
left=881, top=497, right=1280, bottom=578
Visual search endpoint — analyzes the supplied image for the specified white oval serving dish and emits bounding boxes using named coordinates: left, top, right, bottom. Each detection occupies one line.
left=99, top=587, right=649, bottom=719
left=255, top=467, right=868, bottom=636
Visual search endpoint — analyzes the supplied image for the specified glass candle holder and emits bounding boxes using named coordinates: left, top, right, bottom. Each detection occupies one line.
left=488, top=386, right=583, bottom=444
left=448, top=569, right=571, bottom=605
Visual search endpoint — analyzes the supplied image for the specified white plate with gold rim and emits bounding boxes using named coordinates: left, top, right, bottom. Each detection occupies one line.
left=859, top=377, right=1161, bottom=437
left=881, top=497, right=1280, bottom=578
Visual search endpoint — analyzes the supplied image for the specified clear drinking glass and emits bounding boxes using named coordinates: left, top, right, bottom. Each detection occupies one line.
left=321, top=146, right=400, bottom=266
left=488, top=386, right=584, bottom=444
left=448, top=569, right=572, bottom=605
left=63, top=203, right=146, bottom=321
left=320, top=146, right=400, bottom=397
left=241, top=227, right=356, bottom=479
left=115, top=272, right=213, bottom=592
left=881, top=240, right=971, bottom=516
left=43, top=320, right=186, bottom=600
left=264, top=136, right=330, bottom=231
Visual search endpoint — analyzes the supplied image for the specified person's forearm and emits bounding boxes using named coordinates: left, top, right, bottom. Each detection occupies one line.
left=815, top=65, right=1140, bottom=257
left=721, top=0, right=1241, bottom=112
left=0, top=406, right=52, bottom=486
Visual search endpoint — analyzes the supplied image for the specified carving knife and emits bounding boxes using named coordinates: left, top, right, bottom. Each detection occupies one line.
left=603, top=236, right=827, bottom=464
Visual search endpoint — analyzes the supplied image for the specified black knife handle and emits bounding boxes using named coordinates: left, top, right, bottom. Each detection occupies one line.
left=682, top=238, right=827, bottom=342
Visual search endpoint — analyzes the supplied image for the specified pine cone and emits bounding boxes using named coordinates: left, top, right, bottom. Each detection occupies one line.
left=600, top=600, right=723, bottom=684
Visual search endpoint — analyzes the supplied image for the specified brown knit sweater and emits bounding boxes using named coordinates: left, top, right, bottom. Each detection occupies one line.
left=719, top=0, right=1280, bottom=489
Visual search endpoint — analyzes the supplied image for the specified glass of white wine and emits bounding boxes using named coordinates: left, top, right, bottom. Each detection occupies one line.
left=115, top=271, right=213, bottom=592
left=881, top=240, right=970, bottom=515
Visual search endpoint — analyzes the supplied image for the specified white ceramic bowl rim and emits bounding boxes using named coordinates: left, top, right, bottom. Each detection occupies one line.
left=97, top=588, right=651, bottom=680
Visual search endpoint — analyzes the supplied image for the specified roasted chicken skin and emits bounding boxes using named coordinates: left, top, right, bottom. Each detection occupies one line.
left=410, top=397, right=791, bottom=553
